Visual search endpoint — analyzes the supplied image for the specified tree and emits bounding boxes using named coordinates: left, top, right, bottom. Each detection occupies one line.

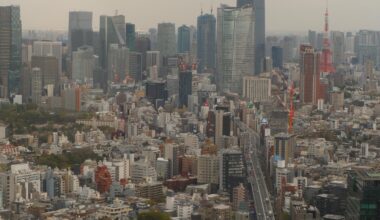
left=137, top=211, right=170, bottom=220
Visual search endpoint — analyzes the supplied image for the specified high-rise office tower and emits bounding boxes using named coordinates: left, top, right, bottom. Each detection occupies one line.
left=274, top=133, right=296, bottom=166
left=308, top=30, right=317, bottom=49
left=217, top=5, right=255, bottom=94
left=33, top=41, right=63, bottom=76
left=356, top=30, right=380, bottom=68
left=178, top=71, right=192, bottom=108
left=129, top=52, right=142, bottom=81
left=0, top=6, right=22, bottom=97
left=107, top=44, right=129, bottom=82
left=126, top=23, right=136, bottom=51
left=164, top=144, right=180, bottom=178
left=219, top=148, right=245, bottom=193
left=72, top=46, right=97, bottom=85
left=331, top=31, right=345, bottom=67
left=300, top=45, right=320, bottom=105
left=189, top=26, right=197, bottom=61
left=68, top=11, right=93, bottom=55
left=146, top=51, right=160, bottom=79
left=148, top=28, right=158, bottom=50
left=99, top=15, right=126, bottom=70
left=272, top=46, right=283, bottom=69
left=197, top=13, right=216, bottom=73
left=346, top=170, right=380, bottom=219
left=31, top=56, right=59, bottom=93
left=177, top=25, right=191, bottom=53
left=30, top=68, right=42, bottom=104
left=135, top=34, right=151, bottom=72
left=157, top=23, right=176, bottom=58
left=237, top=0, right=265, bottom=74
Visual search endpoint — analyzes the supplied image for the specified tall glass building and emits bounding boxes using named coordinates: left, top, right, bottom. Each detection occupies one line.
left=68, top=11, right=93, bottom=56
left=237, top=0, right=265, bottom=74
left=99, top=15, right=126, bottom=70
left=126, top=23, right=136, bottom=51
left=0, top=5, right=22, bottom=97
left=217, top=5, right=255, bottom=94
left=177, top=25, right=191, bottom=53
left=197, top=13, right=216, bottom=73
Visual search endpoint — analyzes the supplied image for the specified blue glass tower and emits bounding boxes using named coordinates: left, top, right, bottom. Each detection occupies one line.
left=197, top=13, right=216, bottom=73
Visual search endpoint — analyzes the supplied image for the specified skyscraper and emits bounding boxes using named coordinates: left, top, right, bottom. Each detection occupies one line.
left=99, top=15, right=126, bottom=70
left=157, top=23, right=176, bottom=58
left=126, top=23, right=136, bottom=51
left=237, top=0, right=265, bottom=74
left=300, top=45, right=320, bottom=105
left=308, top=30, right=317, bottom=49
left=30, top=68, right=42, bottom=104
left=197, top=13, right=216, bottom=72
left=33, top=41, right=63, bottom=76
left=68, top=11, right=93, bottom=55
left=274, top=133, right=295, bottom=166
left=31, top=56, right=59, bottom=94
left=346, top=170, right=380, bottom=219
left=178, top=71, right=192, bottom=108
left=272, top=46, right=283, bottom=69
left=72, top=46, right=97, bottom=85
left=217, top=5, right=255, bottom=94
left=107, top=44, right=129, bottom=82
left=177, top=25, right=191, bottom=53
left=129, top=52, right=142, bottom=81
left=0, top=5, right=22, bottom=97
left=135, top=34, right=151, bottom=72
left=331, top=31, right=345, bottom=67
left=219, top=148, right=245, bottom=193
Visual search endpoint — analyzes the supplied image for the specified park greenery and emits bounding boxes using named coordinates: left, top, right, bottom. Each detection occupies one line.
left=0, top=103, right=93, bottom=142
left=35, top=148, right=101, bottom=169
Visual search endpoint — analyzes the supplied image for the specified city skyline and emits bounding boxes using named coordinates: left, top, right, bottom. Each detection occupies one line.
left=1, top=0, right=380, bottom=33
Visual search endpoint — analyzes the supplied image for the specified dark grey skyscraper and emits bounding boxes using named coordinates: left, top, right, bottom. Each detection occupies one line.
left=135, top=34, right=151, bottom=73
left=179, top=71, right=192, bottom=108
left=126, top=23, right=136, bottom=51
left=308, top=30, right=317, bottom=49
left=272, top=46, right=283, bottom=69
left=68, top=11, right=93, bottom=55
left=237, top=0, right=265, bottom=74
left=197, top=13, right=216, bottom=73
left=0, top=6, right=22, bottom=97
left=177, top=25, right=191, bottom=53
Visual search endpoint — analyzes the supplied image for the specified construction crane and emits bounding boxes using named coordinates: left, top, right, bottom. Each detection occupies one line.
left=274, top=81, right=295, bottom=134
left=288, top=82, right=295, bottom=133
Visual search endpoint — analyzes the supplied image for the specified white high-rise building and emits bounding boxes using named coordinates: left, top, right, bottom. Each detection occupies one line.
left=72, top=46, right=97, bottom=85
left=242, top=76, right=271, bottom=102
left=0, top=163, right=40, bottom=208
left=157, top=23, right=176, bottom=58
left=31, top=67, right=42, bottom=104
left=217, top=5, right=255, bottom=94
left=33, top=41, right=63, bottom=76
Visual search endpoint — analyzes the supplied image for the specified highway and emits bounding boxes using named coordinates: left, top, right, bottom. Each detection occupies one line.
left=237, top=120, right=275, bottom=220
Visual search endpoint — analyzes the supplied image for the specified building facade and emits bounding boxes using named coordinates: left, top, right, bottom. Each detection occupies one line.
left=217, top=6, right=255, bottom=94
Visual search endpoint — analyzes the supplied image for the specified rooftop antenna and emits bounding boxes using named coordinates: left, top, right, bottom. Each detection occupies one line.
left=211, top=5, right=213, bottom=14
left=201, top=3, right=203, bottom=15
left=115, top=10, right=118, bottom=16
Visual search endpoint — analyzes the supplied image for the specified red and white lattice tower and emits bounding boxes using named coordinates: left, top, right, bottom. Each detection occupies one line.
left=320, top=7, right=335, bottom=74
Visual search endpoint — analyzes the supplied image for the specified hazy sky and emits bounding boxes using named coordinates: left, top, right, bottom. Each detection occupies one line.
left=1, top=0, right=380, bottom=33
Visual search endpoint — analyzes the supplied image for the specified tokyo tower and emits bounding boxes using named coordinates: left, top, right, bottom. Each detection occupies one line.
left=320, top=7, right=335, bottom=73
